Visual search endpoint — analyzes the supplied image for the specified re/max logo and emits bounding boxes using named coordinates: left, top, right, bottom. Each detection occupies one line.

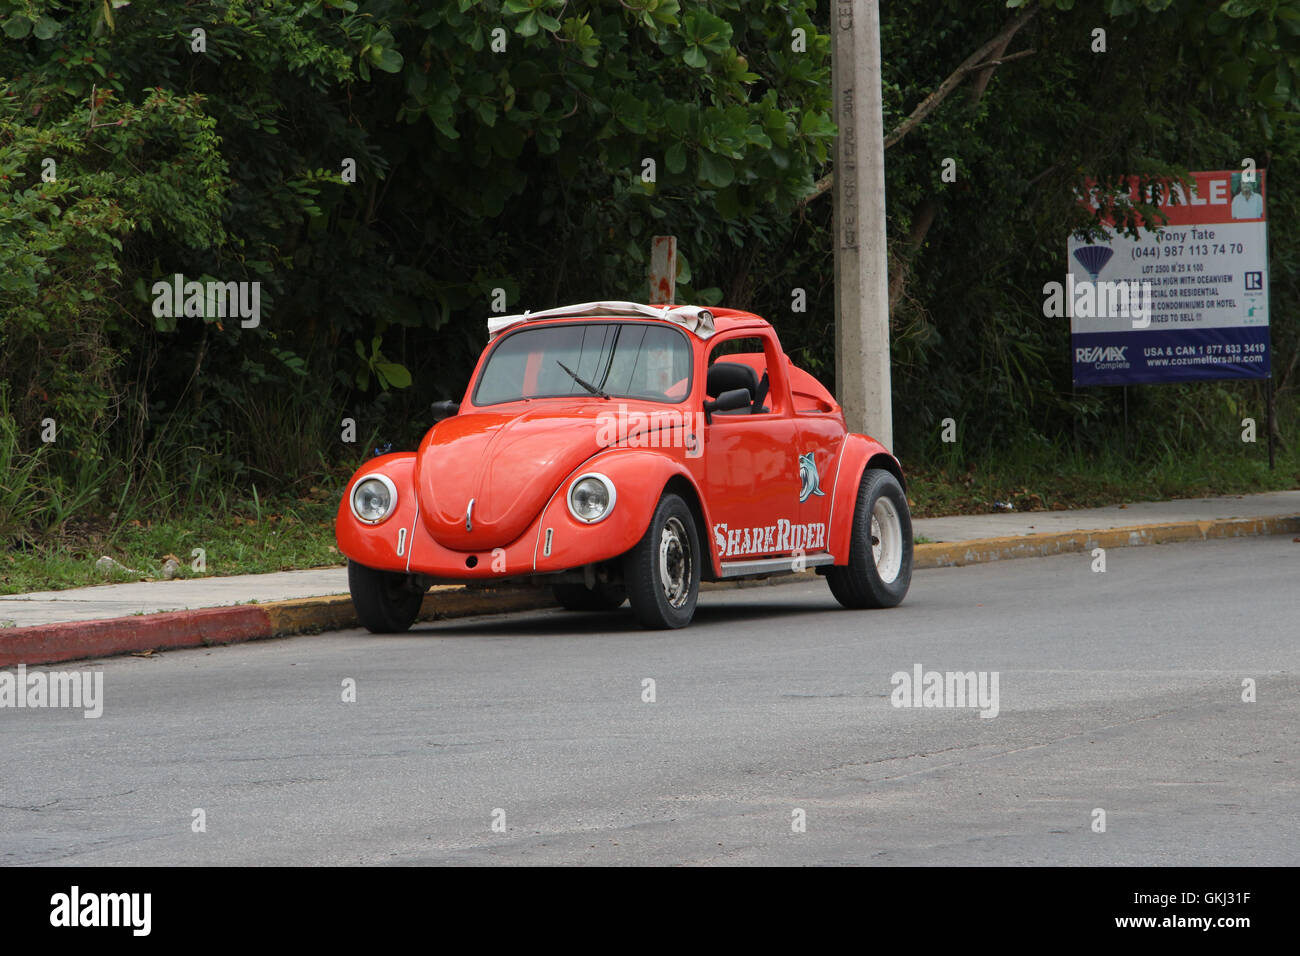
left=1076, top=346, right=1128, bottom=363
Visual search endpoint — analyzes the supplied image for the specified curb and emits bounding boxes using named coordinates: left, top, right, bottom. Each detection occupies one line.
left=914, top=514, right=1300, bottom=568
left=0, top=586, right=552, bottom=669
left=3, top=513, right=1296, bottom=667
left=0, top=605, right=272, bottom=669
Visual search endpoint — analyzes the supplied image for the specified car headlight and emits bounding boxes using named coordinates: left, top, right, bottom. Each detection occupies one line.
left=567, top=473, right=616, bottom=524
left=350, top=474, right=398, bottom=524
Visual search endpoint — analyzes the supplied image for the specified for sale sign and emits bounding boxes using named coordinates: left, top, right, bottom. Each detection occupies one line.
left=1065, top=170, right=1270, bottom=386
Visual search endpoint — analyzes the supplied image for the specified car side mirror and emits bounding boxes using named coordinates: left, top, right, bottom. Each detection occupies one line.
left=703, top=387, right=750, bottom=424
left=431, top=400, right=460, bottom=423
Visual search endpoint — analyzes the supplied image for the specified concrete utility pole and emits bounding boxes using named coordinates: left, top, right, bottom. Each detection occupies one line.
left=648, top=236, right=677, bottom=304
left=832, top=0, right=893, bottom=449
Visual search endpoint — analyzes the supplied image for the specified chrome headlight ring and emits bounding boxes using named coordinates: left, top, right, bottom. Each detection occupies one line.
left=350, top=473, right=398, bottom=525
left=567, top=472, right=616, bottom=524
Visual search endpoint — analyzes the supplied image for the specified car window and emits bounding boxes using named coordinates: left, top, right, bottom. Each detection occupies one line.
left=705, top=336, right=773, bottom=413
left=473, top=322, right=692, bottom=406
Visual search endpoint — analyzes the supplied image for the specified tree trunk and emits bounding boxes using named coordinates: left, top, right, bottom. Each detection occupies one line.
left=888, top=198, right=938, bottom=313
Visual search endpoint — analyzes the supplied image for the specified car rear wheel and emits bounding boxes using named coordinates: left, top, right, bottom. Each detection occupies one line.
left=826, top=469, right=913, bottom=609
left=623, top=493, right=700, bottom=629
left=552, top=580, right=627, bottom=611
left=348, top=559, right=425, bottom=633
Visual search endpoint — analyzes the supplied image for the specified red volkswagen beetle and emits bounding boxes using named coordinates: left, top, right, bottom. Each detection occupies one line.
left=336, top=301, right=912, bottom=631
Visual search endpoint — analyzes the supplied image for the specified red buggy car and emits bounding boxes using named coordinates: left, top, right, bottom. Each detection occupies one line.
left=337, top=301, right=913, bottom=631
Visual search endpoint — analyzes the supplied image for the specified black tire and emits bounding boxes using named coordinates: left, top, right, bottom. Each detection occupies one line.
left=623, top=493, right=700, bottom=629
left=552, top=580, right=627, bottom=611
left=826, top=469, right=913, bottom=609
left=348, top=559, right=425, bottom=633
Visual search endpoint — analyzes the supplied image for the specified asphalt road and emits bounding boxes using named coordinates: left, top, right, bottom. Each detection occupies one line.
left=2, top=536, right=1296, bottom=866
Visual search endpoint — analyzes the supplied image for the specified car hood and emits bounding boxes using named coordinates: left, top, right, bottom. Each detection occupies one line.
left=416, top=403, right=614, bottom=550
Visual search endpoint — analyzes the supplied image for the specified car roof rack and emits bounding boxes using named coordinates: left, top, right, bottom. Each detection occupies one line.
left=486, top=300, right=717, bottom=340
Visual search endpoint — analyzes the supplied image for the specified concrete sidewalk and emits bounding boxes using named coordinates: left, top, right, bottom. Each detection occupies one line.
left=2, top=490, right=1297, bottom=665
left=0, top=567, right=350, bottom=629
left=915, top=489, right=1300, bottom=542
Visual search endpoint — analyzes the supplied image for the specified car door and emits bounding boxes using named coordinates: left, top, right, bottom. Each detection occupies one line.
left=701, top=333, right=803, bottom=564
left=793, top=413, right=842, bottom=554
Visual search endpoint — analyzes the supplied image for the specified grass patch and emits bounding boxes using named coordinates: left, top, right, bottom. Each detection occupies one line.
left=1, top=489, right=343, bottom=595
left=907, top=436, right=1300, bottom=519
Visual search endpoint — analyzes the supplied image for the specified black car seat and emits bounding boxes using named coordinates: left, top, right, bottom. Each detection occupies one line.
left=705, top=362, right=770, bottom=414
left=706, top=361, right=758, bottom=414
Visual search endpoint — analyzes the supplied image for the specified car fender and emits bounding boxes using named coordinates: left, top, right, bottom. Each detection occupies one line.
left=825, top=434, right=905, bottom=563
left=336, top=453, right=420, bottom=573
left=535, top=450, right=718, bottom=576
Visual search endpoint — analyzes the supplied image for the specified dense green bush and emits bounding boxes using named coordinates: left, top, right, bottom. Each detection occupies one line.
left=1, top=0, right=1297, bottom=546
left=0, top=0, right=832, bottom=538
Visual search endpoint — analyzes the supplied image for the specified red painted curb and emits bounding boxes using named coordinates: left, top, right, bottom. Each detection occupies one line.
left=0, top=605, right=273, bottom=667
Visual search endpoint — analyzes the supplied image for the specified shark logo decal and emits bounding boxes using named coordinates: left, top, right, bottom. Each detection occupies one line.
left=798, top=452, right=824, bottom=503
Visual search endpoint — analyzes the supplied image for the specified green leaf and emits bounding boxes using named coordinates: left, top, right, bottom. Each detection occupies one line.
left=2, top=17, right=32, bottom=39
left=665, top=141, right=687, bottom=174
left=650, top=0, right=681, bottom=26
left=429, top=100, right=460, bottom=139
left=1220, top=59, right=1251, bottom=89
left=799, top=111, right=836, bottom=138
left=684, top=11, right=732, bottom=52
left=33, top=16, right=59, bottom=40
left=1206, top=11, right=1232, bottom=35
left=375, top=362, right=412, bottom=388
left=698, top=152, right=733, bottom=188
left=376, top=47, right=403, bottom=73
left=516, top=11, right=540, bottom=37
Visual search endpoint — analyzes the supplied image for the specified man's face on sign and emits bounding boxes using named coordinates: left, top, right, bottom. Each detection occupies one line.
left=1241, top=180, right=1255, bottom=198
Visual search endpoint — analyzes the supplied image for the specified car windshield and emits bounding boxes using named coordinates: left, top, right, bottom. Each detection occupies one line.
left=473, top=321, right=693, bottom=406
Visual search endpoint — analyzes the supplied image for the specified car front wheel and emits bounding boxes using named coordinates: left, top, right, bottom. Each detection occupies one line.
left=348, top=559, right=425, bottom=633
left=826, top=469, right=913, bottom=609
left=623, top=493, right=700, bottom=629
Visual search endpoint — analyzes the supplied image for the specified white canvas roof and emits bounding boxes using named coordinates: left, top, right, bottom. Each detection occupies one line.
left=486, top=301, right=717, bottom=340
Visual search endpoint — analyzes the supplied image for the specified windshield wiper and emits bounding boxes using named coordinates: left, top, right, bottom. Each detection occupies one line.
left=555, top=360, right=610, bottom=399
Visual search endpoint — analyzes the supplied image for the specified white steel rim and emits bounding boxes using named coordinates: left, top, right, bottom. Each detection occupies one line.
left=658, top=516, right=692, bottom=608
left=870, top=497, right=903, bottom=584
